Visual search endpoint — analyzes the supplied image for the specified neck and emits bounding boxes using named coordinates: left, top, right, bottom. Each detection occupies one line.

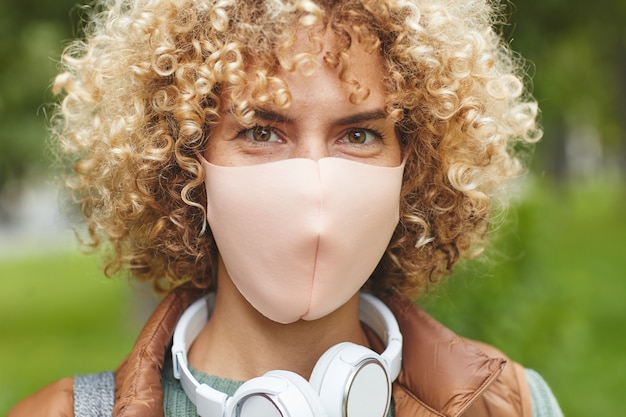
left=188, top=258, right=368, bottom=381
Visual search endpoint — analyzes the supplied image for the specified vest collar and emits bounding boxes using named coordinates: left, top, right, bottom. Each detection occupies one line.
left=380, top=294, right=507, bottom=417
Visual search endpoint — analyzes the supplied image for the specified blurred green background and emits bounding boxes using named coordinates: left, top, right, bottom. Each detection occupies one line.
left=1, top=0, right=625, bottom=416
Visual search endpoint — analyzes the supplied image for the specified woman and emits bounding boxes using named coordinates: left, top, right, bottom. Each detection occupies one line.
left=10, top=0, right=562, bottom=416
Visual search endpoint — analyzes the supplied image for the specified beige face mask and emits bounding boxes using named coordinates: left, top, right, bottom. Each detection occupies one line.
left=200, top=156, right=405, bottom=324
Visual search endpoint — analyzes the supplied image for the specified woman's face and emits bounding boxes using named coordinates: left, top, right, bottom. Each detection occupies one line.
left=205, top=30, right=402, bottom=168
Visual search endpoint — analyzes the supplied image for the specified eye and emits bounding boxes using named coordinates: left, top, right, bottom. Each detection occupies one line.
left=244, top=126, right=280, bottom=142
left=342, top=128, right=380, bottom=144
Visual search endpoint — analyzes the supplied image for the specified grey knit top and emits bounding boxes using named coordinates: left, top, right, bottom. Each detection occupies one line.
left=71, top=355, right=563, bottom=416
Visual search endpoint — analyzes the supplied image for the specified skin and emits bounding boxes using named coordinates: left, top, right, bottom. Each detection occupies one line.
left=191, top=28, right=402, bottom=381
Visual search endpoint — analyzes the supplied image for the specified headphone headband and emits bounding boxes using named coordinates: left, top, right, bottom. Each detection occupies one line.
left=172, top=293, right=402, bottom=417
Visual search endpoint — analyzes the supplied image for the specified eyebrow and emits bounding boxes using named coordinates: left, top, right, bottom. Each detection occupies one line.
left=251, top=108, right=389, bottom=126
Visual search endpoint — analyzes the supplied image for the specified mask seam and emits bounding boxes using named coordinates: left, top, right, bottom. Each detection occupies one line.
left=306, top=160, right=323, bottom=318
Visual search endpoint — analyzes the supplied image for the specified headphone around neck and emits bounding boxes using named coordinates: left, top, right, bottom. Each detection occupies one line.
left=172, top=293, right=403, bottom=417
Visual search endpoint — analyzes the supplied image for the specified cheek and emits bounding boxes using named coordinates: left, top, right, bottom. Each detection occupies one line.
left=387, top=149, right=403, bottom=168
left=204, top=124, right=233, bottom=165
left=385, top=133, right=403, bottom=167
left=205, top=144, right=240, bottom=167
left=204, top=141, right=221, bottom=165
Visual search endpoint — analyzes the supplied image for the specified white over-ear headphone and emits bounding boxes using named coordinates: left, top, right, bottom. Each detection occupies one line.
left=172, top=293, right=402, bottom=417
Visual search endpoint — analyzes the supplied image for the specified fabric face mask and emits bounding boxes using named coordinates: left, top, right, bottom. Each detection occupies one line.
left=200, top=156, right=405, bottom=324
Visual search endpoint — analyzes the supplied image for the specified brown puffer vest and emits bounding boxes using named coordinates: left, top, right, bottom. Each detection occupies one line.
left=9, top=286, right=532, bottom=417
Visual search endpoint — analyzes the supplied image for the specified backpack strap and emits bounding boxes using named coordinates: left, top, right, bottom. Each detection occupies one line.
left=74, top=371, right=115, bottom=417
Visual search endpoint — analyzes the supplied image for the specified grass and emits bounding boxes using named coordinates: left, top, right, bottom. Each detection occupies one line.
left=0, top=252, right=142, bottom=415
left=1, top=178, right=625, bottom=416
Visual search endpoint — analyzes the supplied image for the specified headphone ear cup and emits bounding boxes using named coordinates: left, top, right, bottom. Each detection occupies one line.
left=309, top=343, right=391, bottom=417
left=227, top=370, right=328, bottom=417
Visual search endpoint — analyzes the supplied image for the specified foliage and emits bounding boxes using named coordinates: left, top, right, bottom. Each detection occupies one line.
left=0, top=0, right=85, bottom=188
left=502, top=0, right=626, bottom=178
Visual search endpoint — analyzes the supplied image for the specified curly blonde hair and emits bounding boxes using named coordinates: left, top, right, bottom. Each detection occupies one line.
left=52, top=0, right=540, bottom=298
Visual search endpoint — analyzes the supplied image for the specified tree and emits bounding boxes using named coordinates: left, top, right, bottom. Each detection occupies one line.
left=505, top=0, right=626, bottom=180
left=0, top=0, right=84, bottom=192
